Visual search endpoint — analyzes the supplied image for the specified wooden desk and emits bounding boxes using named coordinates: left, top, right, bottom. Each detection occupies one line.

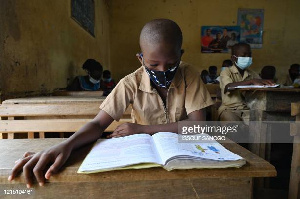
left=242, top=88, right=300, bottom=158
left=289, top=102, right=300, bottom=199
left=0, top=139, right=276, bottom=199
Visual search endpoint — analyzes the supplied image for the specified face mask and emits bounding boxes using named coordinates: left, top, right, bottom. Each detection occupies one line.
left=234, top=56, right=252, bottom=70
left=144, top=65, right=178, bottom=88
left=103, top=77, right=112, bottom=83
left=141, top=54, right=179, bottom=88
left=89, top=75, right=100, bottom=84
left=221, top=67, right=226, bottom=71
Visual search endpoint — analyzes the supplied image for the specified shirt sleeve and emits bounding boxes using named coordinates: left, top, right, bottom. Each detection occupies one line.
left=184, top=66, right=214, bottom=115
left=99, top=77, right=134, bottom=121
left=219, top=68, right=233, bottom=95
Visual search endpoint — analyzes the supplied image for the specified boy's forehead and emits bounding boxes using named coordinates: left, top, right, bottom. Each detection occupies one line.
left=235, top=46, right=251, bottom=54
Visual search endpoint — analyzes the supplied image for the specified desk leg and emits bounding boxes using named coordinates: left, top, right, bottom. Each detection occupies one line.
left=289, top=136, right=300, bottom=199
left=28, top=132, right=34, bottom=139
left=7, top=117, right=15, bottom=139
left=249, top=110, right=268, bottom=158
left=39, top=132, right=45, bottom=138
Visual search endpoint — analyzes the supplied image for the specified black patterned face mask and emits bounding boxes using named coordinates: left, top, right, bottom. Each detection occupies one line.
left=144, top=65, right=178, bottom=88
left=141, top=54, right=179, bottom=88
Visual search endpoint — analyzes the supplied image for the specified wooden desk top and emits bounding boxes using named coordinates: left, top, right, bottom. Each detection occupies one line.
left=52, top=90, right=104, bottom=97
left=2, top=96, right=106, bottom=105
left=0, top=139, right=276, bottom=185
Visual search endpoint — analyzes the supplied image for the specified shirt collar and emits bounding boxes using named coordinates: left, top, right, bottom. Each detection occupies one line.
left=230, top=64, right=251, bottom=80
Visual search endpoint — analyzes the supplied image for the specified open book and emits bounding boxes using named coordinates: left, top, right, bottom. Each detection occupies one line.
left=78, top=132, right=246, bottom=173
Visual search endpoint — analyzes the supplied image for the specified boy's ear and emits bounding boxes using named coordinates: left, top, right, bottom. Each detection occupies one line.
left=231, top=55, right=237, bottom=63
left=136, top=53, right=143, bottom=64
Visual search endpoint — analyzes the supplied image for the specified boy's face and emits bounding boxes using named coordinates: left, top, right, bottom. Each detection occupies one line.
left=231, top=45, right=252, bottom=63
left=89, top=70, right=102, bottom=80
left=139, top=42, right=183, bottom=72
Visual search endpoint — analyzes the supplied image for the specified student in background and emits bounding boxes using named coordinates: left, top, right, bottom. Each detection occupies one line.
left=201, top=70, right=211, bottom=84
left=208, top=66, right=219, bottom=84
left=9, top=19, right=214, bottom=188
left=101, top=70, right=116, bottom=96
left=282, top=63, right=300, bottom=86
left=260, top=65, right=277, bottom=83
left=67, top=59, right=103, bottom=91
left=218, top=43, right=274, bottom=123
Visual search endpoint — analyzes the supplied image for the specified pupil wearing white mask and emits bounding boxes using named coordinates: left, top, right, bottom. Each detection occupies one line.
left=218, top=43, right=275, bottom=144
left=66, top=59, right=103, bottom=91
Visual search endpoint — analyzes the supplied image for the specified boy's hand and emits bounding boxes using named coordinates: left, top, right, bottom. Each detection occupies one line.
left=8, top=142, right=72, bottom=188
left=108, top=123, right=144, bottom=138
left=251, top=79, right=275, bottom=86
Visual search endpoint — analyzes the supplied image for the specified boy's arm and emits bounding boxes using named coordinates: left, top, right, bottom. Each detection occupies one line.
left=8, top=110, right=114, bottom=188
left=224, top=79, right=275, bottom=93
left=108, top=109, right=206, bottom=138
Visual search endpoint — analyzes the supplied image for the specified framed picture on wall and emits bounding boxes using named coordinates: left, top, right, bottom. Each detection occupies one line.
left=201, top=26, right=240, bottom=53
left=237, top=9, right=264, bottom=49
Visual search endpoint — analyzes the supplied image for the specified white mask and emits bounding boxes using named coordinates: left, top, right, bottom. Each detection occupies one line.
left=234, top=56, right=252, bottom=70
left=89, top=75, right=100, bottom=84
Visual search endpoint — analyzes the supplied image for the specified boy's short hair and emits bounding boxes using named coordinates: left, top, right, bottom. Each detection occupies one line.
left=222, top=59, right=233, bottom=67
left=231, top=43, right=251, bottom=55
left=290, top=63, right=300, bottom=70
left=139, top=19, right=182, bottom=50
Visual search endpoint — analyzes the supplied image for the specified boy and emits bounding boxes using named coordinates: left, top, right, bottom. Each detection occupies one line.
left=101, top=70, right=116, bottom=96
left=218, top=43, right=274, bottom=123
left=282, top=63, right=300, bottom=86
left=8, top=19, right=214, bottom=188
left=67, top=59, right=103, bottom=91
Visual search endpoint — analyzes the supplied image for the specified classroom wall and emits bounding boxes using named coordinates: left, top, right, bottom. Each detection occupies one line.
left=0, top=0, right=110, bottom=100
left=109, top=0, right=300, bottom=82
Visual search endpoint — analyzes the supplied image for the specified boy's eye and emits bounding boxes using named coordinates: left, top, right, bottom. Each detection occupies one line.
left=150, top=64, right=159, bottom=67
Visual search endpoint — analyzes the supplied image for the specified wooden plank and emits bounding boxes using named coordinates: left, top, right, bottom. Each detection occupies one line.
left=289, top=136, right=300, bottom=199
left=52, top=90, right=104, bottom=97
left=292, top=102, right=300, bottom=116
left=0, top=119, right=132, bottom=133
left=0, top=104, right=132, bottom=117
left=0, top=104, right=100, bottom=117
left=2, top=96, right=105, bottom=105
left=0, top=178, right=253, bottom=199
left=28, top=132, right=34, bottom=139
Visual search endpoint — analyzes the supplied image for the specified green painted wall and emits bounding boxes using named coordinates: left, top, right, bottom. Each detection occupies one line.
left=0, top=0, right=110, bottom=100
left=109, top=0, right=300, bottom=82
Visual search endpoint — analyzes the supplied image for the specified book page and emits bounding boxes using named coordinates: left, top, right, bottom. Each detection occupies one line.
left=78, top=134, right=162, bottom=173
left=152, top=132, right=243, bottom=165
left=232, top=84, right=280, bottom=89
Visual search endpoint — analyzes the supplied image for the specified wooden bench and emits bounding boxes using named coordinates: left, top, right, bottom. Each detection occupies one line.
left=289, top=102, right=300, bottom=199
left=0, top=100, right=132, bottom=139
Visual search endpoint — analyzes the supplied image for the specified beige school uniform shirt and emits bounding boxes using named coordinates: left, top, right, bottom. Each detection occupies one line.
left=100, top=62, right=214, bottom=125
left=218, top=65, right=260, bottom=117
